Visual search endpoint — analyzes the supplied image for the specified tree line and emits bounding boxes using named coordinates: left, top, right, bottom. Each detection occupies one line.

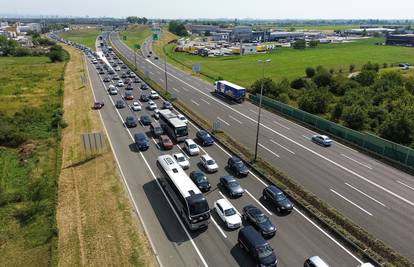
left=251, top=63, right=414, bottom=147
left=168, top=20, right=188, bottom=36
left=126, top=16, right=148, bottom=24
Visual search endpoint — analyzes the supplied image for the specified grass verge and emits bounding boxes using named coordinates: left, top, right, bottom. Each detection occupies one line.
left=111, top=39, right=412, bottom=267
left=120, top=24, right=151, bottom=50
left=56, top=44, right=156, bottom=267
left=60, top=28, right=101, bottom=51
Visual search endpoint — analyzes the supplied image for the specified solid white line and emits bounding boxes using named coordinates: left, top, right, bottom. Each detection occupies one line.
left=245, top=189, right=272, bottom=215
left=249, top=109, right=258, bottom=114
left=143, top=57, right=414, bottom=209
left=200, top=98, right=210, bottom=105
left=176, top=145, right=189, bottom=159
left=345, top=183, right=386, bottom=207
left=330, top=189, right=373, bottom=216
left=172, top=87, right=180, bottom=93
left=87, top=55, right=209, bottom=267
left=217, top=117, right=230, bottom=126
left=269, top=139, right=295, bottom=155
left=228, top=115, right=243, bottom=124
left=152, top=138, right=160, bottom=149
left=273, top=120, right=290, bottom=130
left=191, top=99, right=200, bottom=106
left=293, top=207, right=363, bottom=264
left=302, top=135, right=311, bottom=140
left=396, top=180, right=414, bottom=191
left=341, top=154, right=372, bottom=170
left=182, top=87, right=189, bottom=92
left=210, top=217, right=227, bottom=239
left=258, top=143, right=280, bottom=158
left=218, top=191, right=242, bottom=217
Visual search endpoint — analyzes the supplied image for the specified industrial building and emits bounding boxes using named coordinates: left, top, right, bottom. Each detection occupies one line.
left=230, top=26, right=253, bottom=42
left=344, top=27, right=395, bottom=35
left=268, top=31, right=305, bottom=41
left=386, top=34, right=414, bottom=46
left=187, top=24, right=219, bottom=35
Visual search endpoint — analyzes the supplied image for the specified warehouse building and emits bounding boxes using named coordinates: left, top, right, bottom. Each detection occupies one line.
left=268, top=31, right=305, bottom=41
left=386, top=34, right=414, bottom=46
left=187, top=24, right=219, bottom=35
left=230, top=26, right=253, bottom=42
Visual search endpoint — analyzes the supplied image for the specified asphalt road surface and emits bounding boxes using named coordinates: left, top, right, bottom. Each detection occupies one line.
left=73, top=36, right=366, bottom=267
left=108, top=31, right=414, bottom=261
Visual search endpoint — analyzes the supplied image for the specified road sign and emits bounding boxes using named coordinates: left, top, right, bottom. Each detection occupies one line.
left=134, top=44, right=140, bottom=49
left=213, top=119, right=221, bottom=131
left=192, top=63, right=201, bottom=73
left=80, top=132, right=105, bottom=153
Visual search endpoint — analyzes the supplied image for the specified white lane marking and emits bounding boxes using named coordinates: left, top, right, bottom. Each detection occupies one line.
left=345, top=183, right=386, bottom=207
left=177, top=145, right=189, bottom=159
left=396, top=180, right=414, bottom=192
left=152, top=138, right=160, bottom=149
left=341, top=154, right=372, bottom=170
left=273, top=120, right=290, bottom=130
left=182, top=87, right=189, bottom=92
left=172, top=87, right=180, bottom=93
left=191, top=99, right=200, bottom=106
left=85, top=58, right=164, bottom=266
left=293, top=207, right=363, bottom=264
left=143, top=58, right=414, bottom=209
left=200, top=98, right=210, bottom=105
left=249, top=109, right=258, bottom=114
left=218, top=191, right=242, bottom=217
left=87, top=56, right=209, bottom=267
left=245, top=189, right=272, bottom=215
left=210, top=216, right=227, bottom=239
left=217, top=117, right=230, bottom=126
left=258, top=143, right=280, bottom=158
left=330, top=189, right=373, bottom=216
left=228, top=115, right=243, bottom=124
left=302, top=135, right=311, bottom=140
left=269, top=139, right=295, bottom=155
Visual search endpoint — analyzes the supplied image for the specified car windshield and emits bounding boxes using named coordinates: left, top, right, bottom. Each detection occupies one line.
left=257, top=244, right=273, bottom=258
left=275, top=193, right=286, bottom=201
left=228, top=181, right=239, bottom=187
left=196, top=175, right=207, bottom=183
left=234, top=161, right=244, bottom=168
left=176, top=156, right=185, bottom=162
left=176, top=126, right=188, bottom=137
left=206, top=160, right=215, bottom=165
left=189, top=144, right=197, bottom=149
left=224, top=208, right=236, bottom=216
left=255, top=214, right=267, bottom=223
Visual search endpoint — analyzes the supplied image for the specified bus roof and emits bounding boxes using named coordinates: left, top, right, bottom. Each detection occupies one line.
left=217, top=80, right=245, bottom=90
left=170, top=118, right=187, bottom=128
left=158, top=155, right=201, bottom=198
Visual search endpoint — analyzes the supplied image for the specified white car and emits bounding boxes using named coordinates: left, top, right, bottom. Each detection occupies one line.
left=117, top=81, right=124, bottom=87
left=153, top=108, right=160, bottom=119
left=148, top=101, right=157, bottom=110
left=150, top=90, right=159, bottom=99
left=214, top=198, right=241, bottom=229
left=174, top=153, right=190, bottom=169
left=184, top=139, right=199, bottom=156
left=200, top=154, right=218, bottom=173
left=131, top=102, right=141, bottom=111
left=115, top=66, right=121, bottom=71
left=177, top=114, right=188, bottom=124
left=109, top=87, right=117, bottom=95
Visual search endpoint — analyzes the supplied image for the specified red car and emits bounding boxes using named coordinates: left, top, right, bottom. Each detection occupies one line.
left=124, top=92, right=134, bottom=100
left=93, top=101, right=104, bottom=109
left=160, top=135, right=173, bottom=150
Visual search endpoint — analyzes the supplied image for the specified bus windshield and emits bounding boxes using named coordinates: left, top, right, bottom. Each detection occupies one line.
left=189, top=199, right=209, bottom=216
left=175, top=126, right=188, bottom=137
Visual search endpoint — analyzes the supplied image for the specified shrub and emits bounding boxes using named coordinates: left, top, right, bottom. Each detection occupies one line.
left=291, top=77, right=306, bottom=89
left=305, top=67, right=316, bottom=78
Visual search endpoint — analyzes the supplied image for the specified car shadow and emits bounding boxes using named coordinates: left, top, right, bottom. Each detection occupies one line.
left=142, top=179, right=204, bottom=243
left=230, top=244, right=256, bottom=267
left=209, top=91, right=239, bottom=106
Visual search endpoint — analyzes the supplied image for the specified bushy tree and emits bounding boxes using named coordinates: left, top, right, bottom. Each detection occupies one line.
left=312, top=67, right=332, bottom=87
left=48, top=45, right=65, bottom=62
left=355, top=70, right=377, bottom=86
left=0, top=35, right=18, bottom=56
left=291, top=77, right=306, bottom=89
left=379, top=108, right=414, bottom=145
left=298, top=87, right=331, bottom=114
left=309, top=40, right=319, bottom=48
left=341, top=105, right=368, bottom=130
left=305, top=67, right=315, bottom=78
left=168, top=20, right=188, bottom=36
left=292, top=39, right=306, bottom=49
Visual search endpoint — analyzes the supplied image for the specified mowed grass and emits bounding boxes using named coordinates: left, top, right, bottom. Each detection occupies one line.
left=120, top=24, right=151, bottom=50
left=0, top=57, right=65, bottom=114
left=60, top=28, right=101, bottom=50
left=164, top=38, right=414, bottom=87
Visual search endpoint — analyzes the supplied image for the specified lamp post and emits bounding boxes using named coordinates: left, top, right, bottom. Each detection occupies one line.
left=164, top=54, right=168, bottom=94
left=254, top=59, right=271, bottom=162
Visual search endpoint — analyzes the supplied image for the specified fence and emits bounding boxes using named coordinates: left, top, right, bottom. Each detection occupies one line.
left=250, top=94, right=414, bottom=170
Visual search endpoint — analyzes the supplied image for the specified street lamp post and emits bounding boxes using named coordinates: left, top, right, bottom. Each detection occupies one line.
left=254, top=59, right=271, bottom=162
left=164, top=54, right=168, bottom=94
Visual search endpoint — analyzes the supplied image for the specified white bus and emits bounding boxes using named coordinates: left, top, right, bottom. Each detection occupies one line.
left=157, top=155, right=210, bottom=230
left=158, top=109, right=188, bottom=142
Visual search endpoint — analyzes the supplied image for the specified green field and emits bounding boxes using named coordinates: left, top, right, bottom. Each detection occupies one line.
left=256, top=24, right=361, bottom=31
left=60, top=28, right=101, bottom=50
left=164, top=38, right=414, bottom=87
left=0, top=56, right=66, bottom=266
left=120, top=24, right=151, bottom=50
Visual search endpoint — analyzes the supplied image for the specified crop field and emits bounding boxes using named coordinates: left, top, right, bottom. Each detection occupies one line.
left=164, top=38, right=414, bottom=87
left=60, top=28, right=101, bottom=50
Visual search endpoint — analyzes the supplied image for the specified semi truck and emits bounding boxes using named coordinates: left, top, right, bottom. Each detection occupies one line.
left=214, top=80, right=246, bottom=103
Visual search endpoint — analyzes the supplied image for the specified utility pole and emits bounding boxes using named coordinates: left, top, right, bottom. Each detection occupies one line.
left=134, top=46, right=137, bottom=70
left=254, top=59, right=271, bottom=162
left=164, top=54, right=168, bottom=94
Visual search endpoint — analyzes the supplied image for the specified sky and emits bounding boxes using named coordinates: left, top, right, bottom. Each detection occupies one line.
left=2, top=0, right=414, bottom=19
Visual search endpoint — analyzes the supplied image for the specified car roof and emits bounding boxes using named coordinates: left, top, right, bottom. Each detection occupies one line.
left=216, top=198, right=233, bottom=210
left=185, top=138, right=195, bottom=144
left=231, top=156, right=241, bottom=162
left=239, top=225, right=268, bottom=247
left=308, top=256, right=330, bottom=267
left=134, top=132, right=146, bottom=138
left=201, top=154, right=213, bottom=160
left=267, top=185, right=283, bottom=194
left=174, top=153, right=185, bottom=158
left=222, top=175, right=235, bottom=182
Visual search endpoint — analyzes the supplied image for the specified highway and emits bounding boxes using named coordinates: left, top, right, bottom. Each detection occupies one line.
left=109, top=31, right=414, bottom=261
left=72, top=35, right=365, bottom=266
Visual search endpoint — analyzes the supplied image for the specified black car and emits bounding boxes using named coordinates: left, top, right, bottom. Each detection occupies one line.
left=126, top=70, right=131, bottom=74
left=262, top=185, right=293, bottom=213
left=99, top=70, right=105, bottom=74
left=108, top=69, right=115, bottom=74
left=154, top=56, right=159, bottom=60
left=133, top=77, right=141, bottom=83
left=227, top=156, right=249, bottom=177
left=163, top=101, right=173, bottom=110
left=121, top=73, right=127, bottom=78
left=112, top=75, right=120, bottom=80
left=125, top=115, right=138, bottom=127
left=219, top=176, right=244, bottom=198
left=140, top=94, right=149, bottom=102
left=121, top=65, right=127, bottom=69
left=243, top=205, right=276, bottom=238
left=134, top=132, right=149, bottom=151
left=140, top=115, right=152, bottom=126
left=103, top=76, right=111, bottom=82
left=115, top=99, right=125, bottom=109
left=190, top=171, right=211, bottom=192
left=140, top=84, right=149, bottom=90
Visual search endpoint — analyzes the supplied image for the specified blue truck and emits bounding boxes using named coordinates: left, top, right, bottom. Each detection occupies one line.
left=214, top=80, right=246, bottom=103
